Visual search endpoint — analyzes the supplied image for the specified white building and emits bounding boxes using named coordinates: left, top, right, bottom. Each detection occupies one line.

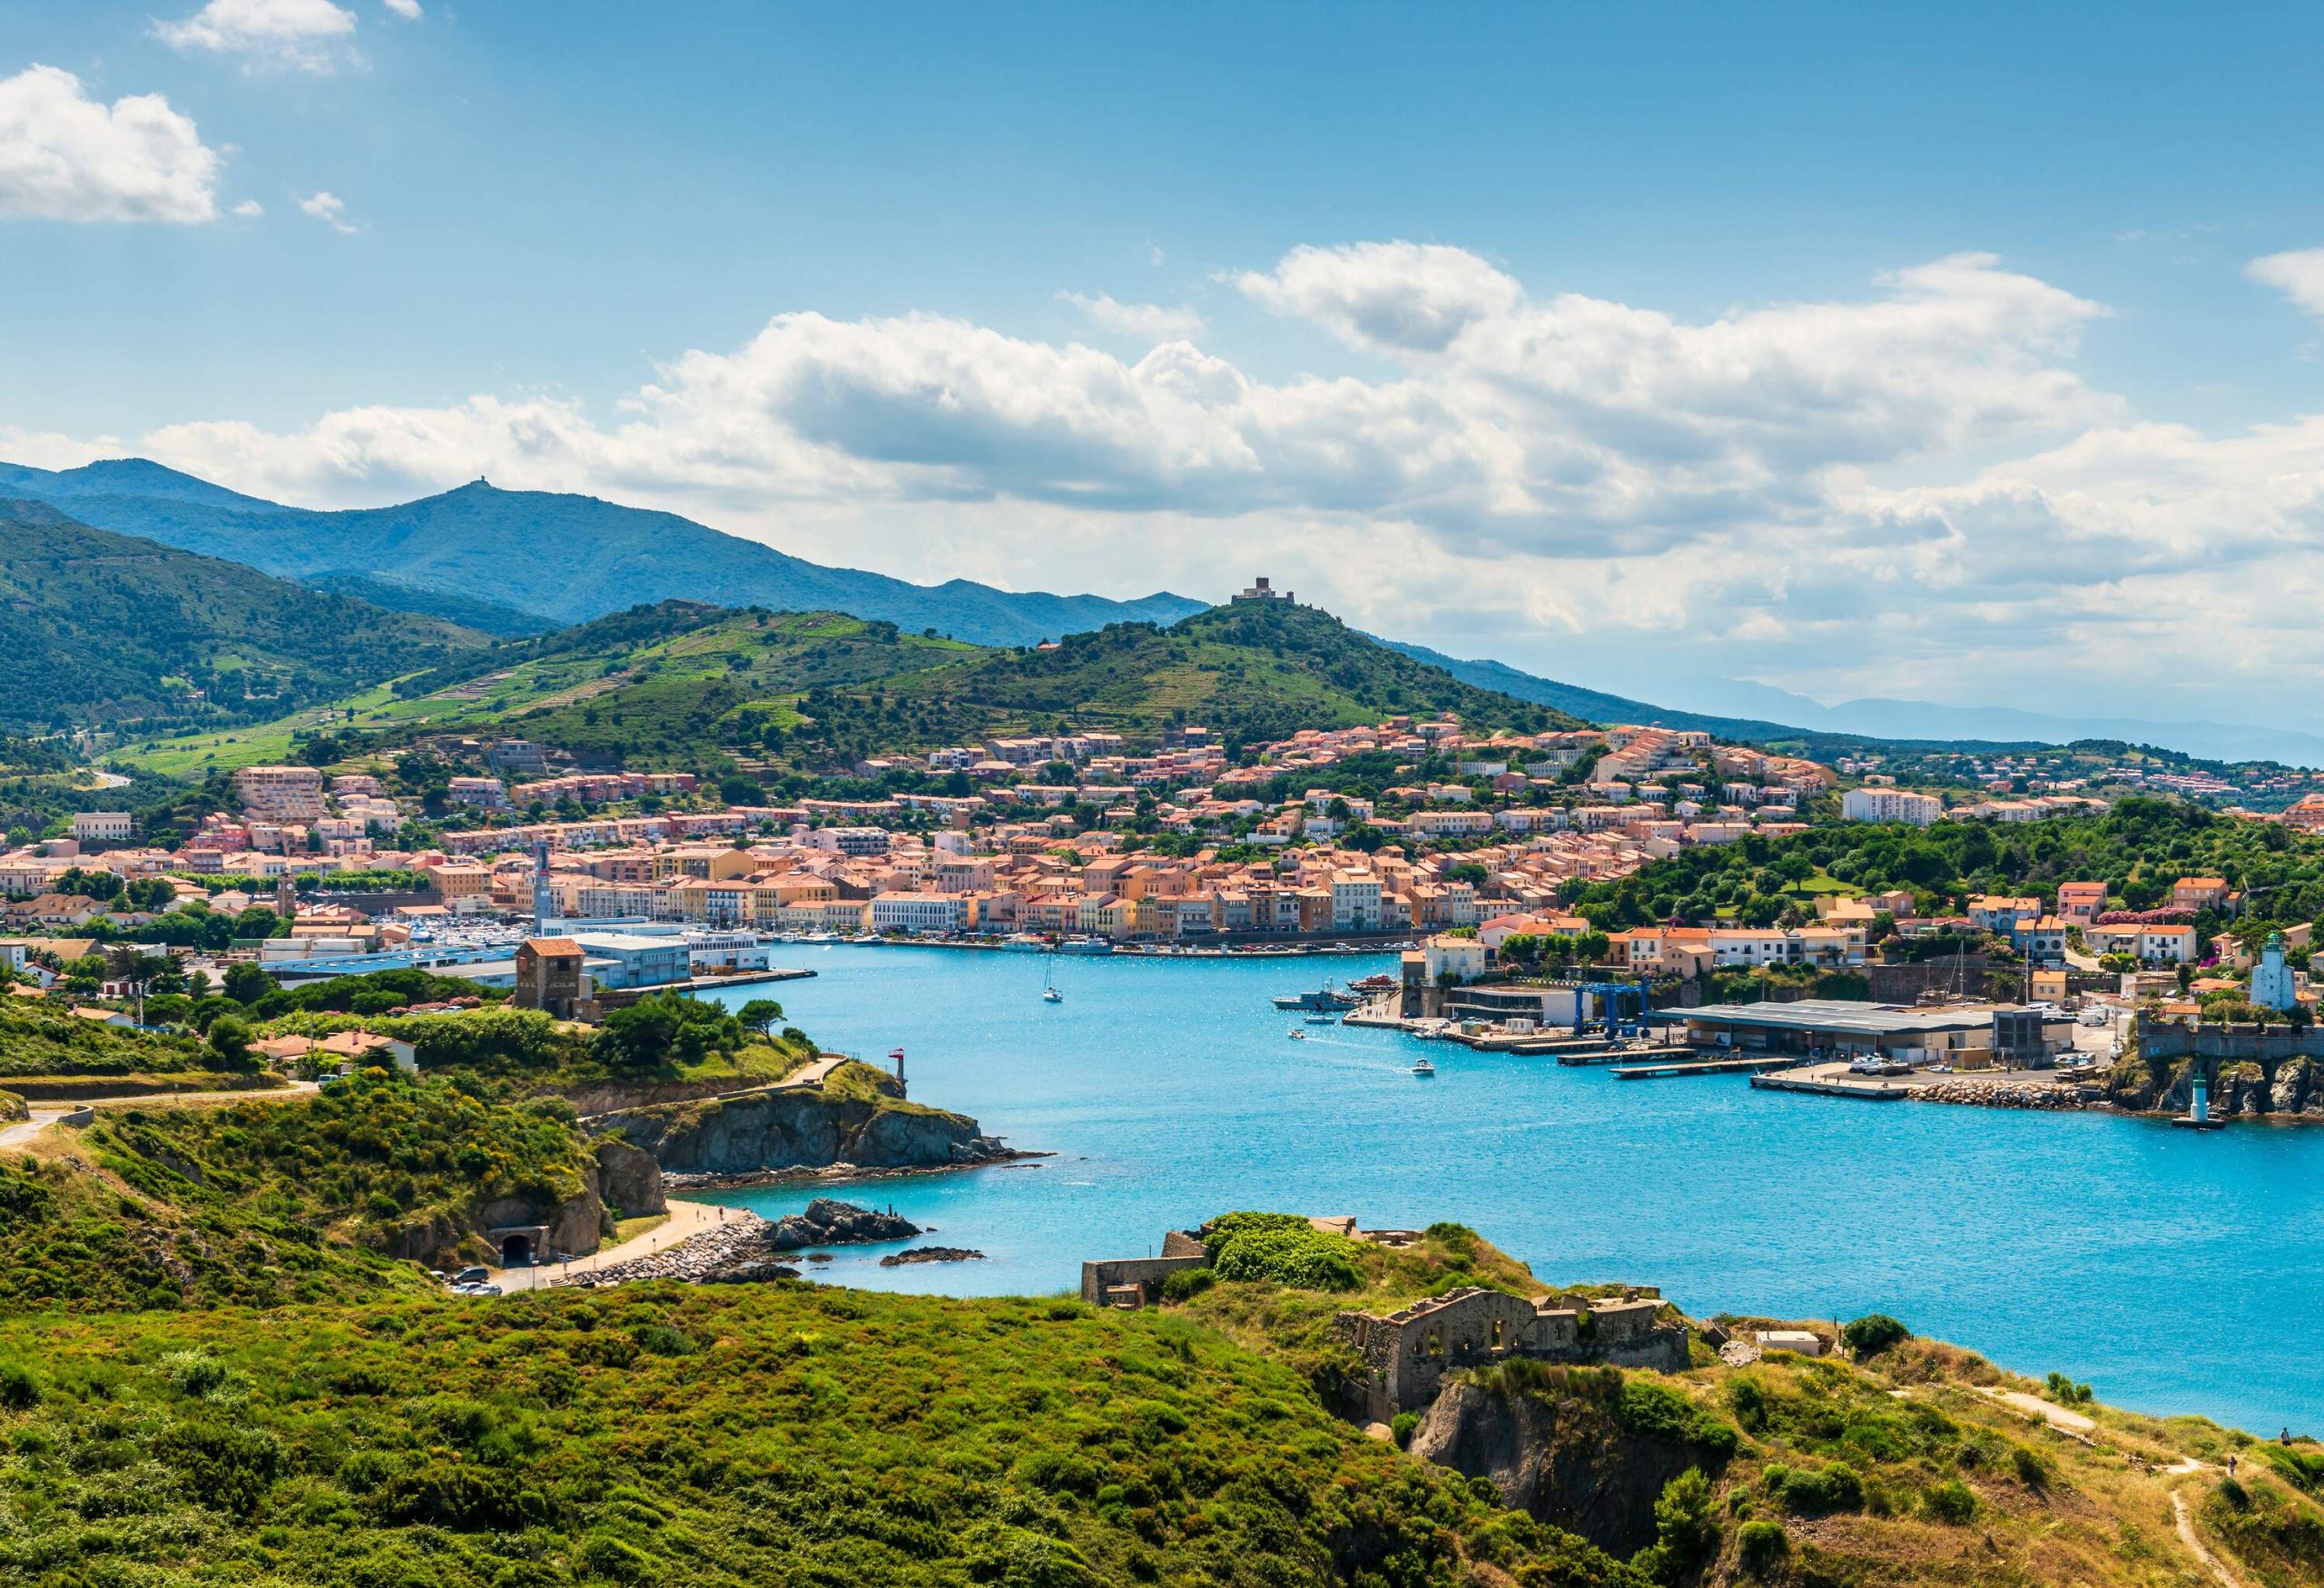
left=1420, top=933, right=1488, bottom=983
left=1329, top=871, right=1384, bottom=932
left=869, top=893, right=965, bottom=934
left=1839, top=788, right=1943, bottom=825
left=71, top=811, right=133, bottom=844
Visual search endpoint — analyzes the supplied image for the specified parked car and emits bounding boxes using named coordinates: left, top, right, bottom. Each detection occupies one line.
left=452, top=1281, right=503, bottom=1297
left=451, top=1266, right=490, bottom=1287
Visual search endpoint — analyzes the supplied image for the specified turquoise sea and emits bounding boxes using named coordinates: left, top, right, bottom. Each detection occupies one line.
left=695, top=944, right=2320, bottom=1436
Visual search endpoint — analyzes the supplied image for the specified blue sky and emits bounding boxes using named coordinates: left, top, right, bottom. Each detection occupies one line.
left=7, top=2, right=2324, bottom=732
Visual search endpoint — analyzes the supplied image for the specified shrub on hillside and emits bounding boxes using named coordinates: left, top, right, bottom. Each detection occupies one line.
left=1157, top=1267, right=1214, bottom=1304
left=1737, top=1518, right=1788, bottom=1568
left=1923, top=1477, right=1978, bottom=1524
left=1842, top=1313, right=1910, bottom=1356
left=1765, top=1460, right=1865, bottom=1514
left=1210, top=1226, right=1362, bottom=1291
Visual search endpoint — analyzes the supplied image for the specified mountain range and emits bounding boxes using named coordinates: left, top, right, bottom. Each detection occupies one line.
left=0, top=459, right=1206, bottom=647
left=10, top=456, right=2324, bottom=767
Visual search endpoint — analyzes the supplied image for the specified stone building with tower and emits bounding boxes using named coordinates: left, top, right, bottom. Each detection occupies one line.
left=516, top=937, right=588, bottom=1020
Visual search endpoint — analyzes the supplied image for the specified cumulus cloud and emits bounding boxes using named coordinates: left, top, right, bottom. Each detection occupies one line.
left=231, top=197, right=262, bottom=217
left=0, top=65, right=222, bottom=223
left=154, top=0, right=360, bottom=74
left=43, top=242, right=2324, bottom=722
left=104, top=248, right=2115, bottom=547
left=2248, top=247, right=2324, bottom=321
left=297, top=189, right=358, bottom=232
left=1238, top=241, right=1524, bottom=351
left=1058, top=291, right=1206, bottom=342
left=381, top=0, right=422, bottom=16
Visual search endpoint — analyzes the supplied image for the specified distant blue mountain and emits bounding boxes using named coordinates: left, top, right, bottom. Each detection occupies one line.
left=0, top=459, right=1208, bottom=648
left=1683, top=678, right=2324, bottom=769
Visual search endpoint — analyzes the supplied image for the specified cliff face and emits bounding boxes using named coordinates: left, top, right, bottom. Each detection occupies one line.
left=586, top=1084, right=1008, bottom=1177
left=2106, top=1050, right=2324, bottom=1118
left=1408, top=1376, right=1705, bottom=1557
left=593, top=1137, right=667, bottom=1218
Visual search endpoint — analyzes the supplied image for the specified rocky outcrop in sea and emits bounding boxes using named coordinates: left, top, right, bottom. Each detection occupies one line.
left=767, top=1198, right=920, bottom=1251
left=880, top=1246, right=986, bottom=1267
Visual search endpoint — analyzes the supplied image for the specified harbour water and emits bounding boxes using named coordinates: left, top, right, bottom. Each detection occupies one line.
left=696, top=943, right=2324, bottom=1435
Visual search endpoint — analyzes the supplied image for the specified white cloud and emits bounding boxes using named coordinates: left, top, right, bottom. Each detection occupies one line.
left=2248, top=247, right=2324, bottom=321
left=381, top=0, right=422, bottom=17
left=0, top=65, right=221, bottom=223
left=1058, top=291, right=1206, bottom=342
left=45, top=243, right=2324, bottom=724
left=231, top=197, right=262, bottom=217
left=297, top=188, right=358, bottom=232
left=1238, top=241, right=1524, bottom=351
left=154, top=0, right=360, bottom=74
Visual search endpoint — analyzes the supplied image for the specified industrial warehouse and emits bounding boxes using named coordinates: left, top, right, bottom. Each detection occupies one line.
left=1671, top=1000, right=2074, bottom=1069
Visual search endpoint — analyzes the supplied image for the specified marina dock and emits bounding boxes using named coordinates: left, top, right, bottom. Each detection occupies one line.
left=1749, top=1069, right=1917, bottom=1100
left=683, top=966, right=817, bottom=993
left=1614, top=1056, right=1793, bottom=1080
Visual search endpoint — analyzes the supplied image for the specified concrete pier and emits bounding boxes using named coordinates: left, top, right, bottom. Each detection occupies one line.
left=1615, top=1057, right=1792, bottom=1080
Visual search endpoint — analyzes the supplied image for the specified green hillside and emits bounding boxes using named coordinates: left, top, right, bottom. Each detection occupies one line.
left=0, top=1208, right=2301, bottom=1588
left=0, top=501, right=493, bottom=735
left=868, top=600, right=1588, bottom=754
left=116, top=598, right=1589, bottom=784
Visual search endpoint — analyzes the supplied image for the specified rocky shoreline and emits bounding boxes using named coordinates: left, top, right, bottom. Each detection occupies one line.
left=1916, top=1081, right=2106, bottom=1111
left=566, top=1218, right=796, bottom=1287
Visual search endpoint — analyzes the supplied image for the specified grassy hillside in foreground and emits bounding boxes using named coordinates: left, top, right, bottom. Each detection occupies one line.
left=1, top=1226, right=2317, bottom=1588
left=0, top=1283, right=1636, bottom=1588
left=0, top=501, right=493, bottom=735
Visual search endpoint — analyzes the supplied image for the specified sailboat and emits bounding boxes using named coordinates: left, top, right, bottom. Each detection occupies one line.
left=1041, top=953, right=1065, bottom=1003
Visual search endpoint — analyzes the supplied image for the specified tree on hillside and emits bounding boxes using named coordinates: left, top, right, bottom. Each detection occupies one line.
left=222, top=962, right=273, bottom=1006
left=735, top=999, right=785, bottom=1037
left=598, top=991, right=743, bottom=1072
left=205, top=1015, right=255, bottom=1070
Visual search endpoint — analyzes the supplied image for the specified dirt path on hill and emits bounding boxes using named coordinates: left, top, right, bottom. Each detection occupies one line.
left=2172, top=1489, right=2248, bottom=1588
left=0, top=1080, right=318, bottom=1152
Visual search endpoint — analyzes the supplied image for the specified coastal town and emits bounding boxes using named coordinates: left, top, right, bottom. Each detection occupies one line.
left=15, top=11, right=2324, bottom=1585
left=9, top=674, right=2322, bottom=1132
